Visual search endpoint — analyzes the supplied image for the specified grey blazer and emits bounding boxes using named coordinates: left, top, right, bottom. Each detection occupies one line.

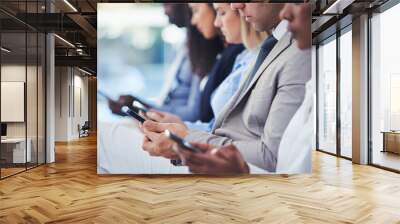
left=185, top=32, right=311, bottom=172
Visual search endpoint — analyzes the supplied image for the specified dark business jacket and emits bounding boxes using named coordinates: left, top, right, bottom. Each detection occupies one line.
left=199, top=44, right=245, bottom=122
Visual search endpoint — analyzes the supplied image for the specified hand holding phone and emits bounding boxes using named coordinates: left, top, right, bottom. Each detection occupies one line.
left=132, top=101, right=149, bottom=114
left=121, top=106, right=146, bottom=123
left=164, top=130, right=203, bottom=153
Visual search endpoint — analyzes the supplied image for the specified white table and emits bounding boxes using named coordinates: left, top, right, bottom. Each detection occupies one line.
left=1, top=138, right=31, bottom=163
left=98, top=119, right=189, bottom=174
left=97, top=119, right=270, bottom=175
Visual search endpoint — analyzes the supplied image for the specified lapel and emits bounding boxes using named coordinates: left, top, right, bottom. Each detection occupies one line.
left=211, top=59, right=255, bottom=130
left=212, top=33, right=293, bottom=131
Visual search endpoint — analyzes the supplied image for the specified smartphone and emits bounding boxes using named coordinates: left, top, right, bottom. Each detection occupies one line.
left=132, top=98, right=153, bottom=110
left=121, top=106, right=146, bottom=123
left=164, top=130, right=203, bottom=153
left=132, top=101, right=149, bottom=114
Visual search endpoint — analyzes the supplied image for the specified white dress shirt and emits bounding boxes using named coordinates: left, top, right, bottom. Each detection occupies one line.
left=272, top=20, right=289, bottom=41
left=276, top=54, right=314, bottom=174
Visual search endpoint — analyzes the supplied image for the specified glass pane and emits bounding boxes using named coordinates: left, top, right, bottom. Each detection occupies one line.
left=312, top=46, right=317, bottom=150
left=0, top=1, right=46, bottom=178
left=27, top=31, right=38, bottom=169
left=340, top=30, right=352, bottom=158
left=318, top=37, right=337, bottom=154
left=26, top=0, right=39, bottom=170
left=1, top=30, right=27, bottom=177
left=38, top=33, right=45, bottom=165
left=371, top=3, right=400, bottom=171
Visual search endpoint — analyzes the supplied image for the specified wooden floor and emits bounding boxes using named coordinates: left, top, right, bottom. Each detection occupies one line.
left=372, top=150, right=400, bottom=171
left=1, top=135, right=400, bottom=223
left=1, top=164, right=44, bottom=178
left=1, top=167, right=26, bottom=178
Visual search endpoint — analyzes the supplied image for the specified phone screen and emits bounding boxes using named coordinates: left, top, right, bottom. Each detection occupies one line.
left=133, top=99, right=153, bottom=110
left=121, top=106, right=146, bottom=123
left=164, top=130, right=202, bottom=153
left=131, top=102, right=149, bottom=114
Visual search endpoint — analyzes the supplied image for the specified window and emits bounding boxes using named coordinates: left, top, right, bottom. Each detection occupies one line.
left=0, top=1, right=47, bottom=179
left=317, top=36, right=337, bottom=155
left=370, top=2, right=400, bottom=171
left=339, top=29, right=352, bottom=158
left=390, top=75, right=400, bottom=130
left=312, top=46, right=317, bottom=150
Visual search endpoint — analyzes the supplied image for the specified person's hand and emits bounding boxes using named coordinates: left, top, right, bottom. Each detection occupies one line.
left=117, top=95, right=136, bottom=107
left=108, top=95, right=136, bottom=115
left=145, top=110, right=184, bottom=124
left=141, top=120, right=189, bottom=159
left=108, top=99, right=125, bottom=115
left=178, top=143, right=249, bottom=175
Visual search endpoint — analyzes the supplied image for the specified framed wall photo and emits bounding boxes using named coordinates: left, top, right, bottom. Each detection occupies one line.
left=1, top=81, right=25, bottom=122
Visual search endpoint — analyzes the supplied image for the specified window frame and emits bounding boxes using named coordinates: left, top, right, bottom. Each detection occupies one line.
left=367, top=0, right=400, bottom=173
left=315, top=21, right=353, bottom=161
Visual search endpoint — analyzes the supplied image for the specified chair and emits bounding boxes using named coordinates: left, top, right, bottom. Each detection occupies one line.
left=79, top=121, right=90, bottom=138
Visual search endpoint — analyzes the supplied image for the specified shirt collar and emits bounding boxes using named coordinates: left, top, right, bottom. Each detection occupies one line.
left=272, top=20, right=288, bottom=41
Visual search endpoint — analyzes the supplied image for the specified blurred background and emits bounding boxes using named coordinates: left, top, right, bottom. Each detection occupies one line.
left=97, top=3, right=186, bottom=122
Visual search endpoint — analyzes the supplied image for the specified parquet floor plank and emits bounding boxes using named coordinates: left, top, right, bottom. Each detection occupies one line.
left=1, top=135, right=399, bottom=223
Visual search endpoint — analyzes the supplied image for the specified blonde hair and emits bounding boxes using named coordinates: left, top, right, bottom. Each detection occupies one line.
left=240, top=17, right=268, bottom=50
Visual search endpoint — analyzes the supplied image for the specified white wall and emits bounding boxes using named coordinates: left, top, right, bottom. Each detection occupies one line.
left=55, top=66, right=69, bottom=141
left=55, top=67, right=89, bottom=141
left=1, top=65, right=26, bottom=134
left=1, top=63, right=46, bottom=164
left=72, top=73, right=89, bottom=138
left=1, top=65, right=41, bottom=138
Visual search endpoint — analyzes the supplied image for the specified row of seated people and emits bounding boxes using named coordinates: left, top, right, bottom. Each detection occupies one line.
left=100, top=2, right=313, bottom=175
